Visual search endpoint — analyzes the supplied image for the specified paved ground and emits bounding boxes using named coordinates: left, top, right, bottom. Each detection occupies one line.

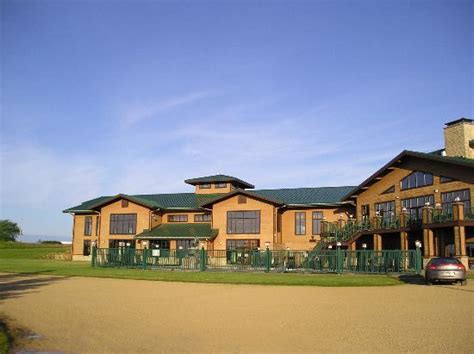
left=0, top=273, right=472, bottom=353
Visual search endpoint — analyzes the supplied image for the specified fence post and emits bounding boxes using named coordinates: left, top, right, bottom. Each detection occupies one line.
left=200, top=247, right=207, bottom=271
left=265, top=247, right=270, bottom=273
left=91, top=244, right=97, bottom=267
left=336, top=245, right=343, bottom=274
left=415, top=246, right=422, bottom=275
left=142, top=248, right=148, bottom=270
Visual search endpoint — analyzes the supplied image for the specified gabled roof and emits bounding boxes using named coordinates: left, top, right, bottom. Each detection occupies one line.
left=184, top=174, right=254, bottom=189
left=63, top=193, right=223, bottom=213
left=342, top=150, right=474, bottom=201
left=135, top=223, right=218, bottom=240
left=201, top=186, right=355, bottom=207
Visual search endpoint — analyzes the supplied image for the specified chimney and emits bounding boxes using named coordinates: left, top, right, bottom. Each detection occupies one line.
left=443, top=118, right=474, bottom=158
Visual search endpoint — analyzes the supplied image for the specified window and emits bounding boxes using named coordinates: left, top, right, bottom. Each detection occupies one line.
left=149, top=240, right=170, bottom=249
left=440, top=176, right=456, bottom=183
left=110, top=214, right=137, bottom=234
left=83, top=240, right=91, bottom=256
left=84, top=216, right=92, bottom=236
left=215, top=182, right=227, bottom=188
left=168, top=214, right=188, bottom=222
left=227, top=211, right=260, bottom=234
left=95, top=216, right=100, bottom=236
left=312, top=211, right=324, bottom=235
left=108, top=240, right=135, bottom=248
left=441, top=189, right=471, bottom=213
left=238, top=195, right=247, bottom=204
left=177, top=239, right=194, bottom=249
left=295, top=212, right=306, bottom=235
left=401, top=195, right=434, bottom=220
left=361, top=205, right=370, bottom=221
left=199, top=183, right=211, bottom=189
left=375, top=201, right=395, bottom=222
left=194, top=213, right=211, bottom=222
left=121, top=199, right=129, bottom=208
left=381, top=185, right=395, bottom=195
left=226, top=239, right=259, bottom=250
left=400, top=171, right=433, bottom=190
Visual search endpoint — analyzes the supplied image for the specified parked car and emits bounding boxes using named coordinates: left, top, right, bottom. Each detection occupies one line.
left=425, top=257, right=467, bottom=285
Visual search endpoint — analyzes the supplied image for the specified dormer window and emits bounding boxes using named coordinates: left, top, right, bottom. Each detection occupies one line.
left=215, top=182, right=227, bottom=188
left=400, top=171, right=433, bottom=190
left=199, top=183, right=211, bottom=189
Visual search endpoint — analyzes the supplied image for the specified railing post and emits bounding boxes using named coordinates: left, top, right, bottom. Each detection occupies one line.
left=415, top=246, right=422, bottom=275
left=91, top=244, right=97, bottom=267
left=200, top=247, right=207, bottom=271
left=265, top=247, right=271, bottom=273
left=336, top=244, right=342, bottom=274
left=142, top=248, right=148, bottom=270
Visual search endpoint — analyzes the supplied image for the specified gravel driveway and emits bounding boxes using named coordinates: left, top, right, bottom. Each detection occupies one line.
left=0, top=273, right=472, bottom=353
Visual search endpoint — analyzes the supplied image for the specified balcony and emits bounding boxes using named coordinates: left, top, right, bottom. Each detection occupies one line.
left=319, top=202, right=470, bottom=244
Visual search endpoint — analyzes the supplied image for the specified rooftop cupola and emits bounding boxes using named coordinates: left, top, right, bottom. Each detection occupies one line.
left=443, top=118, right=474, bottom=158
left=184, top=174, right=255, bottom=194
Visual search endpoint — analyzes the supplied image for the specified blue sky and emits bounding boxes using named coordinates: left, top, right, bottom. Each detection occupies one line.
left=1, top=0, right=472, bottom=241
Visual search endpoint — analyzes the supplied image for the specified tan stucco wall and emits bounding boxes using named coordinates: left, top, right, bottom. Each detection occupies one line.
left=444, top=121, right=474, bottom=158
left=211, top=195, right=275, bottom=250
left=356, top=167, right=474, bottom=220
left=280, top=207, right=353, bottom=250
left=161, top=212, right=212, bottom=224
left=72, top=214, right=98, bottom=255
left=194, top=183, right=233, bottom=194
left=97, top=200, right=151, bottom=248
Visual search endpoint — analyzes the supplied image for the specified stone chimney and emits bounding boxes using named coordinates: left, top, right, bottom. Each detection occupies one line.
left=443, top=118, right=474, bottom=158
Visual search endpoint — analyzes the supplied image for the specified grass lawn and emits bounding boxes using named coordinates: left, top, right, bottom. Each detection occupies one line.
left=0, top=243, right=406, bottom=286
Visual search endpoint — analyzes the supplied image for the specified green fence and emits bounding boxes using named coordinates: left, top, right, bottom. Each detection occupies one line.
left=92, top=247, right=421, bottom=274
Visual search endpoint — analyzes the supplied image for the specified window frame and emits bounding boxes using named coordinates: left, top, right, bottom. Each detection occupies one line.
left=194, top=213, right=212, bottom=222
left=83, top=240, right=91, bottom=256
left=295, top=212, right=306, bottom=235
left=215, top=182, right=227, bottom=189
left=84, top=216, right=92, bottom=236
left=312, top=211, right=324, bottom=235
left=109, top=213, right=137, bottom=235
left=227, top=210, right=261, bottom=234
left=400, top=171, right=434, bottom=191
left=199, top=183, right=211, bottom=189
left=167, top=214, right=189, bottom=223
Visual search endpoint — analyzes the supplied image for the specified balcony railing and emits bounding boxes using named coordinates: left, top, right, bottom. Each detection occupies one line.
left=429, top=209, right=453, bottom=224
left=464, top=208, right=474, bottom=221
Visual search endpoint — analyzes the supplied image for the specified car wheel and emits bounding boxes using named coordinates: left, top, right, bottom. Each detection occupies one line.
left=425, top=278, right=432, bottom=286
left=460, top=280, right=467, bottom=286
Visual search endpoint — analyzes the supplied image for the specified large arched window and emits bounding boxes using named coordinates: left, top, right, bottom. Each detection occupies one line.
left=400, top=171, right=433, bottom=190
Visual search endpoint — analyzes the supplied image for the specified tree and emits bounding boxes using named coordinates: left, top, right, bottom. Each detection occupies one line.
left=0, top=220, right=22, bottom=242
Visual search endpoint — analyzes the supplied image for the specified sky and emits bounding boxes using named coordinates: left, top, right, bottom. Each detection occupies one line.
left=1, top=0, right=473, bottom=241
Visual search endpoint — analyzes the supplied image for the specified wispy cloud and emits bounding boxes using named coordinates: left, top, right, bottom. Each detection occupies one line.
left=121, top=91, right=212, bottom=127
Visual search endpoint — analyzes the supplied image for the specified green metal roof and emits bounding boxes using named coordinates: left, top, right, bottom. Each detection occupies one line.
left=135, top=223, right=218, bottom=240
left=184, top=174, right=254, bottom=189
left=253, top=186, right=356, bottom=205
left=63, top=193, right=223, bottom=213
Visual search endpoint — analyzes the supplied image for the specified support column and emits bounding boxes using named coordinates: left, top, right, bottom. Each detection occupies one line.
left=373, top=234, right=382, bottom=251
left=423, top=228, right=434, bottom=257
left=349, top=242, right=356, bottom=251
left=452, top=201, right=468, bottom=268
left=400, top=231, right=408, bottom=251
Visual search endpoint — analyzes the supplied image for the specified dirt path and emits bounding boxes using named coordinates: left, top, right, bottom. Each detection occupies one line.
left=0, top=273, right=472, bottom=353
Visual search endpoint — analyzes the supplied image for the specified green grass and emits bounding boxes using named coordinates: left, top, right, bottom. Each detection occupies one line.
left=0, top=258, right=403, bottom=286
left=0, top=242, right=69, bottom=259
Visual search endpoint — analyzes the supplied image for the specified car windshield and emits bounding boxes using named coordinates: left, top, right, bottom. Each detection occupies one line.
left=430, top=258, right=460, bottom=265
